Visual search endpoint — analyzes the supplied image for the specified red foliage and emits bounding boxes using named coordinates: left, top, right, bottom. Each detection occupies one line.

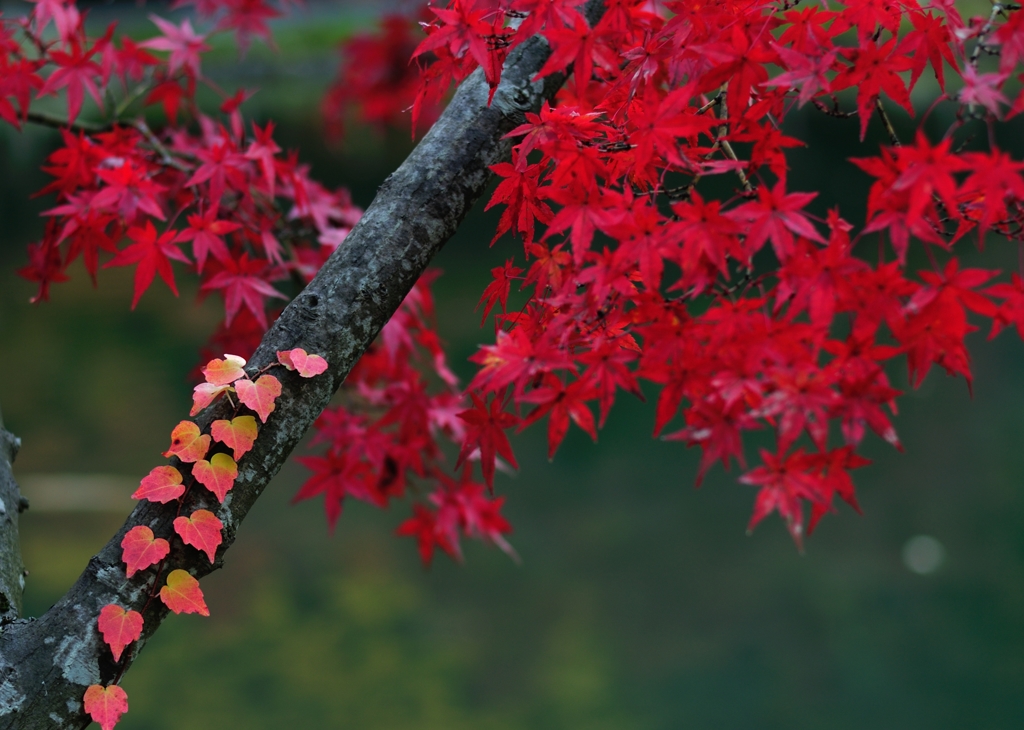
left=14, top=3, right=1024, bottom=721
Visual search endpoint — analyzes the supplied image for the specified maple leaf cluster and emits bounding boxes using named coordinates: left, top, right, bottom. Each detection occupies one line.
left=10, top=0, right=360, bottom=365
left=315, top=0, right=1024, bottom=552
left=12, top=0, right=1024, bottom=724
left=19, top=0, right=1024, bottom=616
left=294, top=273, right=515, bottom=565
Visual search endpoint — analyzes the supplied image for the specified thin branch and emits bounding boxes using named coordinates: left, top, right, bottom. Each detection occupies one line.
left=812, top=98, right=857, bottom=118
left=133, top=120, right=192, bottom=173
left=875, top=98, right=901, bottom=146
left=716, top=92, right=753, bottom=194
left=969, top=2, right=1006, bottom=70
left=24, top=110, right=108, bottom=134
left=695, top=94, right=722, bottom=115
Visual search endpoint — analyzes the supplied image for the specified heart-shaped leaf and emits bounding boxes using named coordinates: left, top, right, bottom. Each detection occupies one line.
left=121, top=526, right=170, bottom=578
left=160, top=569, right=209, bottom=616
left=162, top=421, right=210, bottom=463
left=97, top=604, right=143, bottom=662
left=201, top=354, right=246, bottom=385
left=191, top=382, right=232, bottom=416
left=132, top=466, right=184, bottom=503
left=84, top=685, right=128, bottom=730
left=235, top=374, right=282, bottom=423
left=210, top=416, right=257, bottom=460
left=278, top=348, right=328, bottom=377
left=173, top=509, right=223, bottom=563
left=192, top=452, right=238, bottom=502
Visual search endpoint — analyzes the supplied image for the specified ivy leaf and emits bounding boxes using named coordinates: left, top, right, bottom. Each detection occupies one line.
left=97, top=604, right=143, bottom=662
left=83, top=685, right=128, bottom=730
left=190, top=382, right=232, bottom=416
left=121, top=526, right=170, bottom=578
left=192, top=452, right=238, bottom=502
left=211, top=416, right=258, bottom=460
left=235, top=374, right=282, bottom=423
left=277, top=348, right=328, bottom=377
left=173, top=509, right=223, bottom=563
left=201, top=354, right=247, bottom=385
left=160, top=569, right=210, bottom=616
left=162, top=421, right=210, bottom=463
left=131, top=465, right=184, bottom=503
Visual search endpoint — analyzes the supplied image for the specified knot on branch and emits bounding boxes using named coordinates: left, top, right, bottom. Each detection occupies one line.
left=0, top=430, right=19, bottom=465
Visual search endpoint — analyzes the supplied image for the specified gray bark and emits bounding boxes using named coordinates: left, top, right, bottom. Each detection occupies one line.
left=0, top=405, right=26, bottom=623
left=0, top=3, right=604, bottom=727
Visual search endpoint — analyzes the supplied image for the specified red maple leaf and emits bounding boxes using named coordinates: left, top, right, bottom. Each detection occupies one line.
left=104, top=220, right=189, bottom=308
left=456, top=392, right=519, bottom=488
left=831, top=38, right=914, bottom=139
left=92, top=159, right=167, bottom=222
left=477, top=259, right=523, bottom=324
left=244, top=121, right=282, bottom=198
left=140, top=15, right=210, bottom=77
left=740, top=448, right=827, bottom=547
left=486, top=154, right=553, bottom=244
left=39, top=37, right=106, bottom=123
left=175, top=208, right=241, bottom=273
left=201, top=252, right=287, bottom=328
left=726, top=181, right=823, bottom=261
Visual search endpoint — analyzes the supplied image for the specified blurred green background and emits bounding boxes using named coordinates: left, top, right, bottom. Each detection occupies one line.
left=0, top=3, right=1023, bottom=728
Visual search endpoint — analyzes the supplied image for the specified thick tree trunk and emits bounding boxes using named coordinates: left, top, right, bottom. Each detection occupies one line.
left=0, top=3, right=604, bottom=727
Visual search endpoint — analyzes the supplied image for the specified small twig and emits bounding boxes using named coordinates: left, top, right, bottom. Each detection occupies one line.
left=719, top=138, right=754, bottom=193
left=695, top=94, right=722, bottom=115
left=114, top=78, right=155, bottom=120
left=875, top=98, right=901, bottom=146
left=969, top=3, right=1006, bottom=70
left=812, top=98, right=857, bottom=118
left=133, top=120, right=191, bottom=172
left=634, top=183, right=693, bottom=200
left=25, top=110, right=107, bottom=134
left=715, top=93, right=753, bottom=194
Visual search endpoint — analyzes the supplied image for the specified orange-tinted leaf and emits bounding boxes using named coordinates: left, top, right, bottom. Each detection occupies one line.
left=192, top=452, right=237, bottom=502
left=131, top=466, right=184, bottom=503
left=121, top=526, right=170, bottom=578
left=277, top=348, right=328, bottom=377
left=173, top=509, right=223, bottom=563
left=160, top=569, right=209, bottom=616
left=276, top=349, right=296, bottom=369
left=191, top=382, right=231, bottom=416
left=235, top=374, right=282, bottom=423
left=201, top=354, right=247, bottom=385
left=162, top=421, right=210, bottom=463
left=210, top=416, right=257, bottom=460
left=97, top=604, right=143, bottom=662
left=84, top=684, right=128, bottom=730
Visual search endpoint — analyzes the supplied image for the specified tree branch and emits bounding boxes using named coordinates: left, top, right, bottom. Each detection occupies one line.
left=0, top=401, right=26, bottom=624
left=0, top=3, right=605, bottom=727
